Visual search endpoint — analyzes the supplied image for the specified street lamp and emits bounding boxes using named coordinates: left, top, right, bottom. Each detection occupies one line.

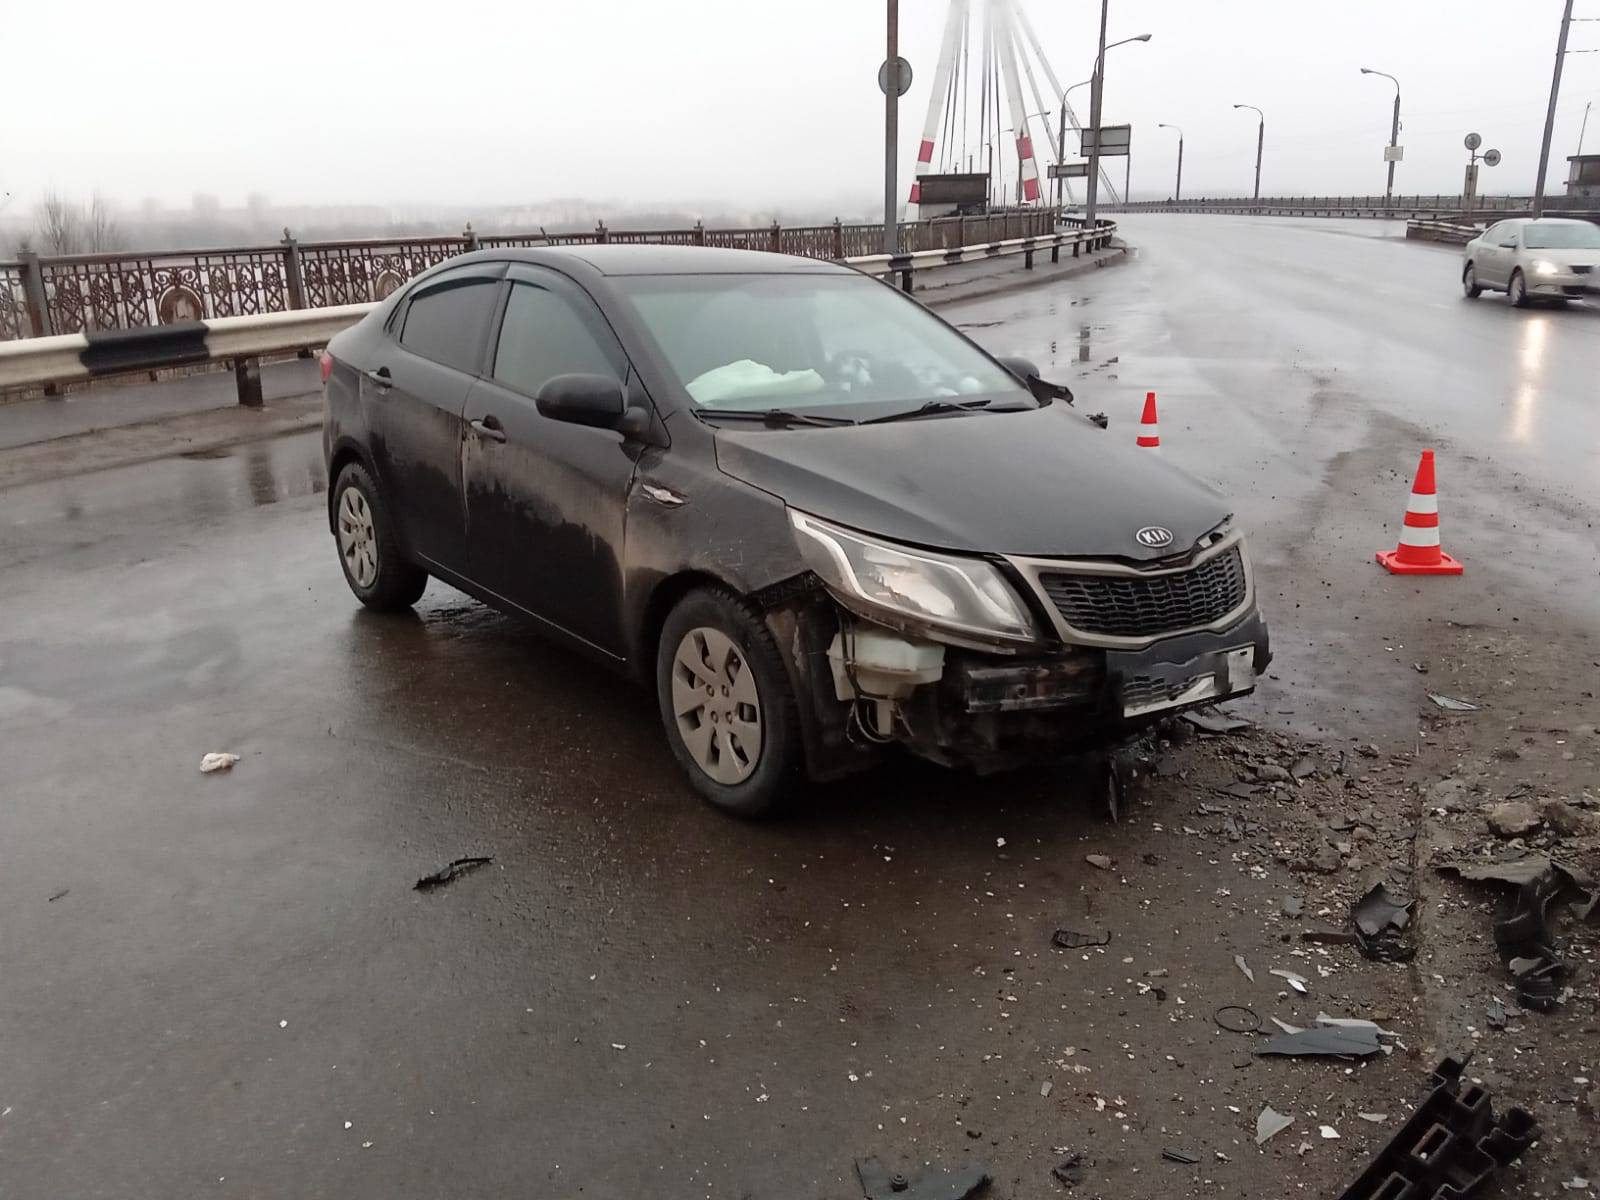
left=1083, top=18, right=1153, bottom=225
left=1360, top=68, right=1402, bottom=209
left=1233, top=104, right=1265, bottom=201
left=1533, top=0, right=1576, bottom=218
left=1157, top=123, right=1183, bottom=201
left=1055, top=79, right=1092, bottom=208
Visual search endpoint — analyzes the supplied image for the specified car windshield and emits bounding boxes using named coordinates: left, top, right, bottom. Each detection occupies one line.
left=614, top=273, right=1031, bottom=417
left=1523, top=222, right=1600, bottom=249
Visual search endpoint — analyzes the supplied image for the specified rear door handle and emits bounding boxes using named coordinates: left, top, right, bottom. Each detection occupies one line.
left=365, top=366, right=392, bottom=389
left=470, top=415, right=507, bottom=443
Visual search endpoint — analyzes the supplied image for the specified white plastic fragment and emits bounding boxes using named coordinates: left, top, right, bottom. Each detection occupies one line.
left=1320, top=1125, right=1341, bottom=1140
left=1256, top=1106, right=1293, bottom=1145
left=200, top=752, right=240, bottom=773
left=1040, top=1081, right=1053, bottom=1097
left=1357, top=1113, right=1387, bottom=1123
left=1235, top=955, right=1255, bottom=983
left=1271, top=968, right=1309, bottom=994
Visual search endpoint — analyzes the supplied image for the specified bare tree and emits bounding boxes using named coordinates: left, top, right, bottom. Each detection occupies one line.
left=36, top=191, right=82, bottom=254
left=84, top=193, right=121, bottom=252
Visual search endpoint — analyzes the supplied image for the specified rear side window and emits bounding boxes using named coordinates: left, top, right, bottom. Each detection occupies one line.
left=492, top=282, right=624, bottom=397
left=399, top=279, right=500, bottom=373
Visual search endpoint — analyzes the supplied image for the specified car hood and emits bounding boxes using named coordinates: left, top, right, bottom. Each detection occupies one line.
left=711, top=406, right=1231, bottom=561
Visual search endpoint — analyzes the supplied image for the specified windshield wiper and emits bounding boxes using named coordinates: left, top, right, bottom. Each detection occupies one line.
left=698, top=408, right=856, bottom=428
left=861, top=398, right=995, bottom=425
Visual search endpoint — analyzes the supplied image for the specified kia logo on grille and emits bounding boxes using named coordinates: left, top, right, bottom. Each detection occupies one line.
left=1135, top=526, right=1174, bottom=549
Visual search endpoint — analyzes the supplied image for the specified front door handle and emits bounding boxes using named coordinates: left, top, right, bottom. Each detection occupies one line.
left=365, top=366, right=392, bottom=389
left=470, top=415, right=507, bottom=443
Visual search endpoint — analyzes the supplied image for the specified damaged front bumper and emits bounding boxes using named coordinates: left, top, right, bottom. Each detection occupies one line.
left=809, top=604, right=1270, bottom=775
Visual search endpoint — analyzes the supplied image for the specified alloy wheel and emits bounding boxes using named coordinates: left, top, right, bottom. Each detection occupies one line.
left=337, top=486, right=378, bottom=589
left=670, top=626, right=763, bottom=785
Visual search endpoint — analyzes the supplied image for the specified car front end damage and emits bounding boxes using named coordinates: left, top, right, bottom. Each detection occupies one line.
left=772, top=510, right=1269, bottom=777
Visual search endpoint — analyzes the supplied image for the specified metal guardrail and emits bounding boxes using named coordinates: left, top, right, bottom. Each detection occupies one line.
left=0, top=222, right=1114, bottom=405
left=1114, top=195, right=1600, bottom=222
left=1405, top=219, right=1481, bottom=246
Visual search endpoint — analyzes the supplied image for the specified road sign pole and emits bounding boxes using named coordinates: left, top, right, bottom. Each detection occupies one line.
left=885, top=0, right=900, bottom=254
left=1386, top=90, right=1401, bottom=208
left=1532, top=0, right=1575, bottom=218
left=1084, top=0, right=1108, bottom=226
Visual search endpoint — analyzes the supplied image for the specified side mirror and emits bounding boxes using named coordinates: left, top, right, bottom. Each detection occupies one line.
left=995, top=355, right=1041, bottom=383
left=536, top=373, right=631, bottom=431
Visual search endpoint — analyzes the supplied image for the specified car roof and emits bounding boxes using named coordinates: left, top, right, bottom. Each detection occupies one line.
left=475, top=243, right=855, bottom=277
left=1505, top=217, right=1592, bottom=226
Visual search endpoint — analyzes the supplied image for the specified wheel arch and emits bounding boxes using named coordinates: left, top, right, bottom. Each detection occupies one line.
left=326, top=439, right=377, bottom=534
left=635, top=569, right=741, bottom=682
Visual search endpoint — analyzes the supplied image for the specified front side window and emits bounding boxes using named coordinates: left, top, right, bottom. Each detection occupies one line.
left=399, top=279, right=500, bottom=373
left=615, top=273, right=1029, bottom=417
left=1523, top=222, right=1600, bottom=250
left=1496, top=225, right=1521, bottom=248
left=492, top=282, right=623, bottom=396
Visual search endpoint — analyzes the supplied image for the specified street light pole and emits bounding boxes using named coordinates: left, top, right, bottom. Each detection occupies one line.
left=1533, top=0, right=1576, bottom=218
left=1360, top=68, right=1402, bottom=209
left=1057, top=79, right=1091, bottom=210
left=883, top=0, right=900, bottom=255
left=1084, top=0, right=1110, bottom=227
left=1234, top=104, right=1264, bottom=200
left=1158, top=124, right=1184, bottom=200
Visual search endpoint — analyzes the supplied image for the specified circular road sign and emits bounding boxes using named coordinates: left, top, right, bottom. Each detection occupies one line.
left=878, top=56, right=913, bottom=97
left=1483, top=148, right=1502, bottom=167
left=1464, top=132, right=1482, bottom=151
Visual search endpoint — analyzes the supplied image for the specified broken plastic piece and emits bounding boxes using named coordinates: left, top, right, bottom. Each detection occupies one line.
left=1335, top=1056, right=1539, bottom=1200
left=1234, top=955, right=1255, bottom=983
left=1050, top=1152, right=1085, bottom=1186
left=1181, top=707, right=1253, bottom=734
left=1257, top=1107, right=1293, bottom=1145
left=1439, top=856, right=1595, bottom=891
left=1269, top=968, right=1309, bottom=994
left=414, top=856, right=494, bottom=893
left=199, top=752, right=240, bottom=773
left=1256, top=1025, right=1383, bottom=1059
left=1052, top=929, right=1110, bottom=950
left=1485, top=999, right=1508, bottom=1030
left=1161, top=1148, right=1200, bottom=1165
left=1427, top=692, right=1480, bottom=711
left=1352, top=882, right=1417, bottom=963
left=856, top=1157, right=991, bottom=1200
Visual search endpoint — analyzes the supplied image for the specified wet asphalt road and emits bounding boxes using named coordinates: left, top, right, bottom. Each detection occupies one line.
left=3, top=216, right=1598, bottom=1199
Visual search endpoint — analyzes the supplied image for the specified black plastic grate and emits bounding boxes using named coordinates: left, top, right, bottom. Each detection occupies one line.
left=1039, top=546, right=1247, bottom=639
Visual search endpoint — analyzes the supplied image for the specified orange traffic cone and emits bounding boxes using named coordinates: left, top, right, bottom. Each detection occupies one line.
left=1376, top=449, right=1463, bottom=575
left=1136, top=392, right=1161, bottom=448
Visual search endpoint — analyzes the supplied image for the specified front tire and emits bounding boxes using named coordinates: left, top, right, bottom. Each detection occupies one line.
left=332, top=463, right=428, bottom=611
left=1508, top=269, right=1530, bottom=308
left=1462, top=263, right=1482, bottom=299
left=655, top=587, right=804, bottom=818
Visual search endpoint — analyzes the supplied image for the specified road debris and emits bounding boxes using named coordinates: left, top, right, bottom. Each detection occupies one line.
left=1050, top=1152, right=1085, bottom=1187
left=1269, top=968, right=1309, bottom=994
left=1256, top=1024, right=1384, bottom=1059
left=1214, top=1005, right=1261, bottom=1034
left=1484, top=801, right=1543, bottom=838
left=1281, top=896, right=1305, bottom=918
left=1084, top=854, right=1114, bottom=871
left=856, top=1157, right=991, bottom=1200
left=1181, top=707, right=1252, bottom=735
left=1040, top=1080, right=1053, bottom=1097
left=1486, top=999, right=1508, bottom=1030
left=1357, top=1113, right=1387, bottom=1124
left=1320, top=1125, right=1341, bottom=1140
left=46, top=889, right=69, bottom=902
left=1161, top=1148, right=1200, bottom=1165
left=1439, top=856, right=1595, bottom=890
left=413, top=856, right=494, bottom=893
left=1427, top=693, right=1480, bottom=712
left=1052, top=929, right=1110, bottom=950
left=1234, top=954, right=1255, bottom=983
left=1256, top=1106, right=1293, bottom=1145
left=1563, top=1179, right=1591, bottom=1192
left=199, top=752, right=240, bottom=773
left=1334, top=1057, right=1538, bottom=1200
left=1351, top=882, right=1416, bottom=962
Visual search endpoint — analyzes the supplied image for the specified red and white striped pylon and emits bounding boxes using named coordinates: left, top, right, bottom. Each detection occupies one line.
left=1136, top=392, right=1161, bottom=449
left=1375, top=449, right=1464, bottom=575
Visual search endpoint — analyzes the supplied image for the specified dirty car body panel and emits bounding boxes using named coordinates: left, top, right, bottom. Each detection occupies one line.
left=323, top=244, right=1269, bottom=796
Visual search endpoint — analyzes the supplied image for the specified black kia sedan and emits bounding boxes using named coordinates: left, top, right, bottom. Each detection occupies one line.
left=321, top=245, right=1268, bottom=816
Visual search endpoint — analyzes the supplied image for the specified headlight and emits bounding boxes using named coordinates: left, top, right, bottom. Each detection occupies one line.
left=1532, top=260, right=1561, bottom=277
left=790, top=510, right=1037, bottom=643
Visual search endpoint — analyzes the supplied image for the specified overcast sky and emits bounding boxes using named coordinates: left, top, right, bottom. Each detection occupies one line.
left=3, top=0, right=1596, bottom=215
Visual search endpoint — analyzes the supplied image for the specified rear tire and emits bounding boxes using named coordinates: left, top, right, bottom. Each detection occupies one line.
left=1508, top=269, right=1530, bottom=308
left=1462, top=263, right=1482, bottom=299
left=332, top=463, right=428, bottom=611
left=655, top=587, right=804, bottom=818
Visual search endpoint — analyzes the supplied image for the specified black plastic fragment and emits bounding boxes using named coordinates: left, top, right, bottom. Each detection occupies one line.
left=1352, top=882, right=1417, bottom=962
left=1052, top=929, right=1111, bottom=950
left=856, top=1157, right=990, bottom=1200
left=1161, top=1148, right=1200, bottom=1165
left=1336, top=1056, right=1539, bottom=1200
left=1050, top=1151, right=1085, bottom=1186
left=1493, top=868, right=1581, bottom=1011
left=414, top=856, right=494, bottom=892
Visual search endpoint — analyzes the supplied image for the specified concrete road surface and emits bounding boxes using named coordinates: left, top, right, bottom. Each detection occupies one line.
left=3, top=216, right=1598, bottom=1199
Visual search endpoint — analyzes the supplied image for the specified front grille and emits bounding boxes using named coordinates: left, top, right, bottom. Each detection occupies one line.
left=1122, top=672, right=1207, bottom=711
left=1038, top=545, right=1248, bottom=639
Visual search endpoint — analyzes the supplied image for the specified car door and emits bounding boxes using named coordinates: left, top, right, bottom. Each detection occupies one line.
left=1483, top=222, right=1521, bottom=286
left=367, top=262, right=506, bottom=573
left=461, top=265, right=643, bottom=657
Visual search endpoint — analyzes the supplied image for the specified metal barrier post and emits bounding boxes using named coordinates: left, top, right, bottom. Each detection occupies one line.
left=1024, top=246, right=1034, bottom=269
left=831, top=219, right=843, bottom=258
left=235, top=357, right=264, bottom=408
left=281, top=230, right=313, bottom=358
left=18, top=251, right=51, bottom=338
left=770, top=222, right=782, bottom=254
left=694, top=220, right=707, bottom=247
left=1051, top=239, right=1060, bottom=263
left=463, top=223, right=482, bottom=252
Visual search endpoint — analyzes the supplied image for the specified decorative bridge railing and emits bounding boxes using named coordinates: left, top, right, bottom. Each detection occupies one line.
left=0, top=210, right=1058, bottom=343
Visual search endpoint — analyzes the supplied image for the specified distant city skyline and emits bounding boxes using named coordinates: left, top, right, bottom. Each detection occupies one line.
left=1, top=0, right=1594, bottom=214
